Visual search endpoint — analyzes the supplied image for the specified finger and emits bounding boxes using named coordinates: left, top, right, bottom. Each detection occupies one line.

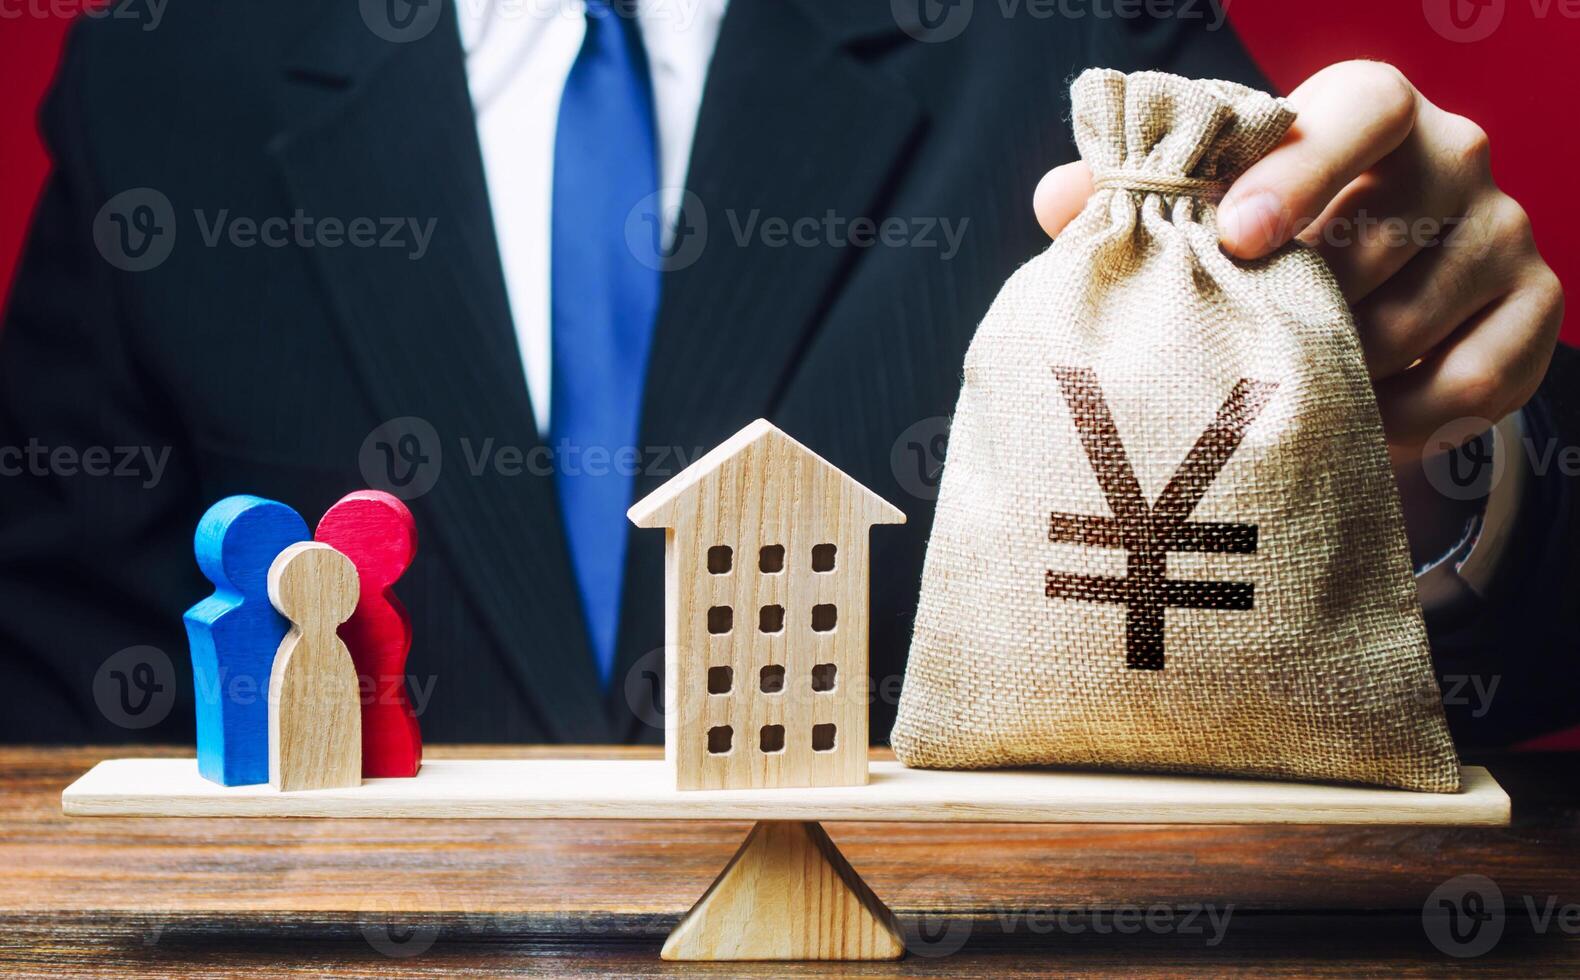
left=1350, top=194, right=1522, bottom=380
left=1374, top=268, right=1564, bottom=459
left=1219, top=62, right=1419, bottom=260
left=1301, top=102, right=1487, bottom=303
left=1301, top=169, right=1427, bottom=305
left=1034, top=161, right=1095, bottom=239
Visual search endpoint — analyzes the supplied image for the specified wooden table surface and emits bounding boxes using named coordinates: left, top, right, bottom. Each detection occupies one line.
left=4, top=745, right=1578, bottom=977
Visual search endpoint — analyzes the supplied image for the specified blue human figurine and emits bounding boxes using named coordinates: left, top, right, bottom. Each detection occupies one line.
left=185, top=495, right=309, bottom=785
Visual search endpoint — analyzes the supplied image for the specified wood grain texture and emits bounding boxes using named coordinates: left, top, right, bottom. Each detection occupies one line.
left=315, top=490, right=422, bottom=779
left=662, top=820, right=904, bottom=960
left=629, top=419, right=905, bottom=791
left=185, top=495, right=310, bottom=786
left=267, top=542, right=362, bottom=792
left=62, top=759, right=1509, bottom=824
left=10, top=747, right=1580, bottom=976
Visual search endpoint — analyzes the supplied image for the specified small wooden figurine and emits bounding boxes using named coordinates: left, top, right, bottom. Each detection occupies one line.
left=267, top=541, right=362, bottom=791
left=315, top=490, right=422, bottom=778
left=185, top=495, right=310, bottom=786
left=628, top=419, right=905, bottom=791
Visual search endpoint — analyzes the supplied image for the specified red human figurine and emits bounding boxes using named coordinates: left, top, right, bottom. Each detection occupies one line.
left=315, top=490, right=422, bottom=778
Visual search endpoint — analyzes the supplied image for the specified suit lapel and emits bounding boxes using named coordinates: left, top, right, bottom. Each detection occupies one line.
left=609, top=0, right=929, bottom=732
left=270, top=2, right=611, bottom=741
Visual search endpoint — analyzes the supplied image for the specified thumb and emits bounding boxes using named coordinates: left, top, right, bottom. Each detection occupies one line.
left=1033, top=161, right=1095, bottom=239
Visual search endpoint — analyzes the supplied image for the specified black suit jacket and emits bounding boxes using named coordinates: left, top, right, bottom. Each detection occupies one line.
left=2, top=0, right=1575, bottom=747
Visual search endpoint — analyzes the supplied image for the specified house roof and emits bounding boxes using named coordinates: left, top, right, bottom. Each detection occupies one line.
left=627, top=419, right=906, bottom=529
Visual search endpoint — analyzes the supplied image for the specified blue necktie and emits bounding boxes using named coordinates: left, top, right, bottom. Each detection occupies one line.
left=550, top=0, right=661, bottom=686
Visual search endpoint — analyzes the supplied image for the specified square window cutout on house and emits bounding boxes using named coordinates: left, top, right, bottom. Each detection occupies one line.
left=707, top=605, right=733, bottom=635
left=760, top=725, right=785, bottom=753
left=760, top=664, right=785, bottom=694
left=811, top=663, right=837, bottom=692
left=812, top=723, right=837, bottom=752
left=759, top=604, right=785, bottom=633
left=707, top=665, right=733, bottom=695
left=811, top=603, right=837, bottom=632
left=707, top=545, right=733, bottom=574
left=759, top=544, right=785, bottom=573
left=812, top=543, right=836, bottom=572
left=707, top=725, right=733, bottom=754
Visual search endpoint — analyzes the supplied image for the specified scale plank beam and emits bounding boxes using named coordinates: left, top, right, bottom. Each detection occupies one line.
left=63, top=759, right=1510, bottom=825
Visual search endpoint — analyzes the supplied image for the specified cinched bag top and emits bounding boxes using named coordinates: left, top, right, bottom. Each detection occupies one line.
left=1073, top=68, right=1296, bottom=200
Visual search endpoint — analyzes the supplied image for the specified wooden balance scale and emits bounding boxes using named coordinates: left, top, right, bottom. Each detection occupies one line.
left=62, top=757, right=1510, bottom=962
left=66, top=421, right=1505, bottom=961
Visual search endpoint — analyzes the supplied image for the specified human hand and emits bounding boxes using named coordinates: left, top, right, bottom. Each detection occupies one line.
left=1035, top=61, right=1564, bottom=464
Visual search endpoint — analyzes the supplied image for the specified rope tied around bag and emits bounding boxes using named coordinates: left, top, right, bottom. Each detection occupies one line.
left=1092, top=171, right=1231, bottom=202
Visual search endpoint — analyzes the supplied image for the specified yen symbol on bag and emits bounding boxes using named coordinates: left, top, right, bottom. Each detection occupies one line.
left=1044, top=367, right=1276, bottom=670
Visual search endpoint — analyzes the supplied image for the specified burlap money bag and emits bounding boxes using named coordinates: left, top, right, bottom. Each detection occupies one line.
left=891, top=69, right=1461, bottom=792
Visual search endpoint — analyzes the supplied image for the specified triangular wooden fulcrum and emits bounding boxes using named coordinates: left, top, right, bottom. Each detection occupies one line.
left=662, top=820, right=905, bottom=961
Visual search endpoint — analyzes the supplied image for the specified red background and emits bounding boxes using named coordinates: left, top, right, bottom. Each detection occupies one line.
left=0, top=1, right=1575, bottom=327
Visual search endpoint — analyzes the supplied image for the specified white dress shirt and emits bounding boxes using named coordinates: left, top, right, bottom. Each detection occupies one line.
left=457, top=0, right=728, bottom=434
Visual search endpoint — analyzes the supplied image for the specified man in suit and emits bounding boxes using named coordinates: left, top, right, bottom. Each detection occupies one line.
left=0, top=0, right=1568, bottom=749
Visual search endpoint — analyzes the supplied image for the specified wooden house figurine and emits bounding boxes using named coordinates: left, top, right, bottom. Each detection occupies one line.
left=628, top=419, right=905, bottom=791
